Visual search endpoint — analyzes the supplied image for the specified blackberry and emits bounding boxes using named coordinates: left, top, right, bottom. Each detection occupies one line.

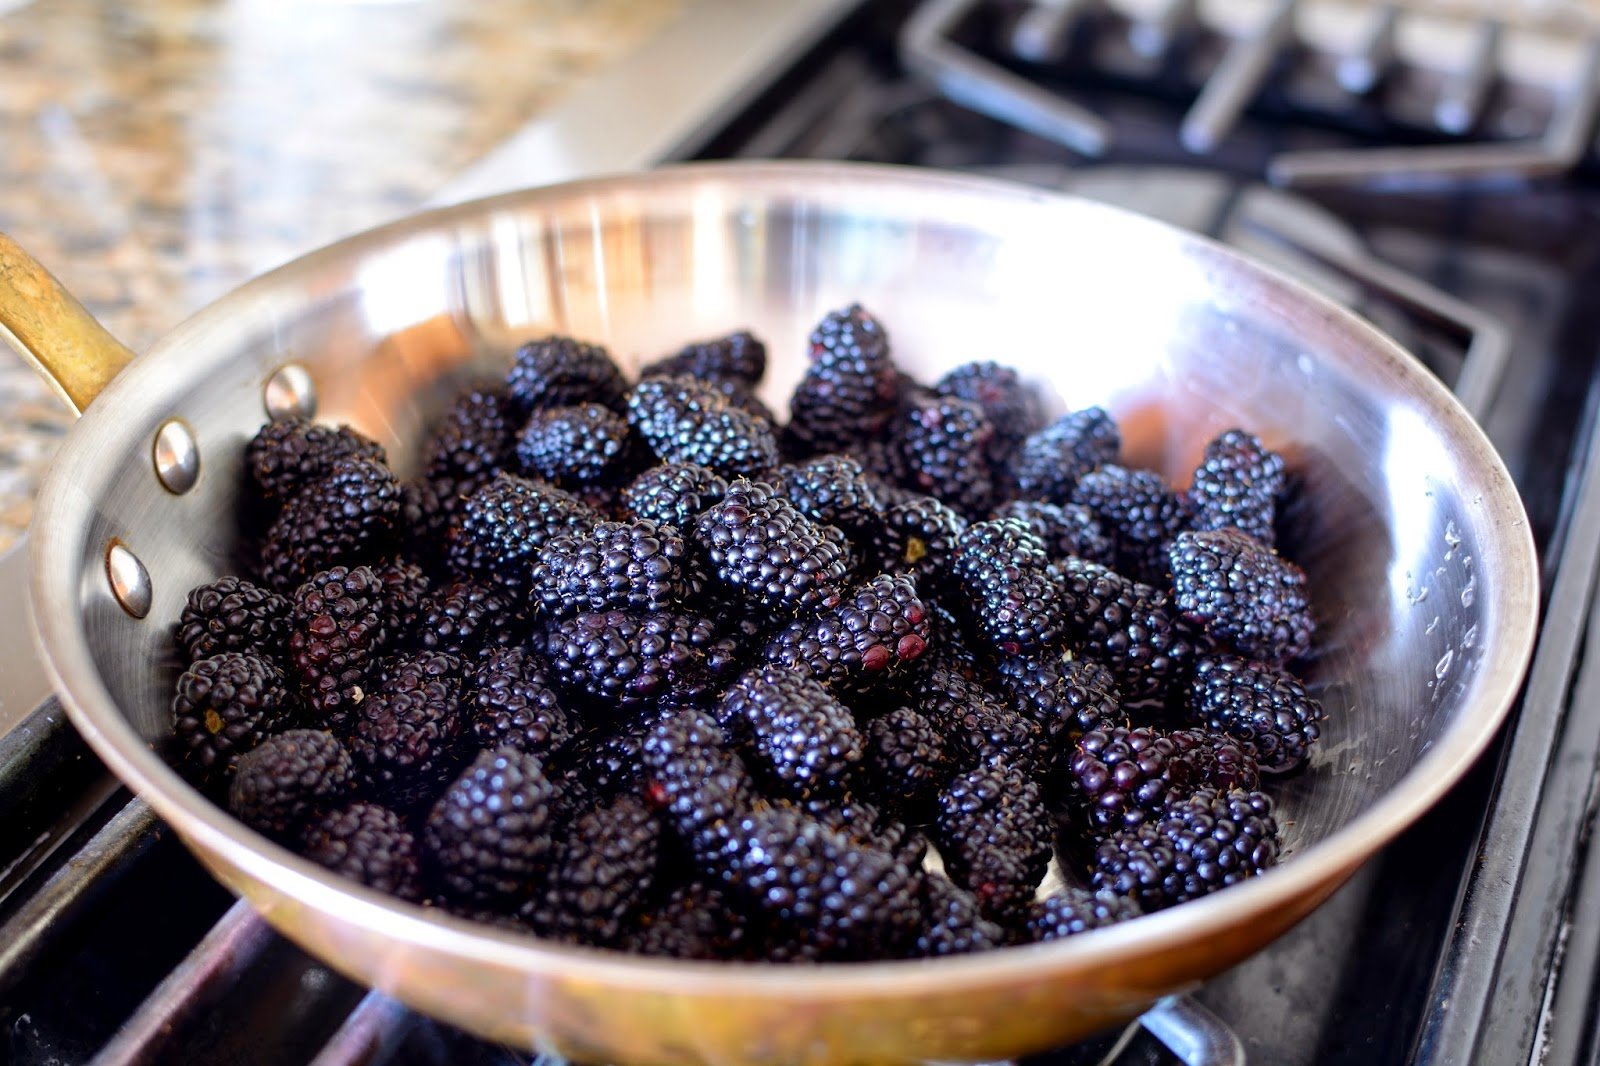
left=1008, top=408, right=1120, bottom=504
left=286, top=566, right=389, bottom=729
left=763, top=573, right=931, bottom=692
left=258, top=456, right=403, bottom=591
left=622, top=880, right=751, bottom=960
left=375, top=558, right=431, bottom=639
left=802, top=793, right=924, bottom=869
left=946, top=518, right=1065, bottom=657
left=419, top=388, right=517, bottom=485
left=627, top=376, right=779, bottom=478
left=467, top=647, right=573, bottom=760
left=1024, top=887, right=1141, bottom=942
left=862, top=707, right=953, bottom=817
left=424, top=748, right=556, bottom=903
left=641, top=330, right=767, bottom=386
left=1169, top=529, right=1314, bottom=664
left=506, top=335, right=627, bottom=413
left=932, top=763, right=1052, bottom=920
left=534, top=794, right=662, bottom=945
left=621, top=462, right=728, bottom=530
left=176, top=576, right=290, bottom=663
left=996, top=654, right=1126, bottom=747
left=871, top=494, right=968, bottom=586
left=692, top=478, right=851, bottom=614
left=1093, top=788, right=1279, bottom=911
left=1054, top=557, right=1194, bottom=703
left=917, top=874, right=1006, bottom=957
left=640, top=710, right=755, bottom=858
left=346, top=654, right=467, bottom=808
left=560, top=709, right=664, bottom=801
left=1188, top=429, right=1286, bottom=546
left=894, top=397, right=996, bottom=517
left=302, top=801, right=423, bottom=902
left=933, top=361, right=1044, bottom=464
left=919, top=667, right=1043, bottom=775
left=1189, top=656, right=1324, bottom=773
left=701, top=378, right=778, bottom=425
left=776, top=454, right=884, bottom=540
left=228, top=729, right=353, bottom=838
left=709, top=803, right=923, bottom=960
left=515, top=403, right=631, bottom=485
left=172, top=652, right=292, bottom=782
left=447, top=473, right=597, bottom=595
left=408, top=579, right=517, bottom=656
left=1071, top=465, right=1190, bottom=584
left=785, top=304, right=901, bottom=457
left=377, top=649, right=464, bottom=694
left=537, top=609, right=714, bottom=709
left=715, top=667, right=863, bottom=799
left=531, top=519, right=687, bottom=619
left=1067, top=726, right=1258, bottom=834
left=245, top=418, right=385, bottom=507
left=990, top=500, right=1114, bottom=567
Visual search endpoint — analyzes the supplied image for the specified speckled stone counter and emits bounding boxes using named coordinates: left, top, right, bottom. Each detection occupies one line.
left=0, top=0, right=681, bottom=552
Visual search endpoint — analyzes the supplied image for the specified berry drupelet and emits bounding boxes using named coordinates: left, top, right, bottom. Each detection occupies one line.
left=622, top=880, right=751, bottom=960
left=258, top=456, right=403, bottom=592
left=534, top=794, right=662, bottom=946
left=376, top=558, right=431, bottom=639
left=424, top=748, right=557, bottom=904
left=622, top=462, right=729, bottom=530
left=918, top=666, right=1043, bottom=776
left=861, top=706, right=954, bottom=818
left=893, top=397, right=997, bottom=517
left=639, top=710, right=756, bottom=860
left=1067, top=726, right=1258, bottom=834
left=776, top=454, right=885, bottom=541
left=933, top=360, right=1045, bottom=465
left=505, top=335, right=628, bottom=413
left=945, top=518, right=1066, bottom=657
left=1092, top=788, right=1280, bottom=911
left=1054, top=557, right=1194, bottom=704
left=714, top=666, right=864, bottom=799
left=345, top=652, right=467, bottom=809
left=286, top=565, right=389, bottom=731
left=302, top=801, right=424, bottom=901
left=762, top=572, right=931, bottom=692
left=1188, top=428, right=1287, bottom=546
left=785, top=304, right=901, bottom=457
left=447, top=472, right=598, bottom=596
left=536, top=609, right=715, bottom=710
left=176, top=576, right=290, bottom=663
left=467, top=647, right=573, bottom=761
left=1189, top=656, right=1324, bottom=773
left=172, top=652, right=293, bottom=784
left=514, top=403, right=631, bottom=486
left=1072, top=464, right=1191, bottom=585
left=1024, top=887, right=1141, bottom=942
left=1007, top=407, right=1120, bottom=504
left=996, top=653, right=1126, bottom=748
left=989, top=499, right=1114, bottom=568
left=692, top=478, right=851, bottom=615
left=228, top=729, right=353, bottom=838
left=871, top=493, right=968, bottom=586
left=413, top=580, right=518, bottom=657
left=627, top=376, right=779, bottom=478
left=933, top=762, right=1053, bottom=921
left=530, top=519, right=688, bottom=619
left=1169, top=529, right=1314, bottom=664
left=245, top=418, right=386, bottom=508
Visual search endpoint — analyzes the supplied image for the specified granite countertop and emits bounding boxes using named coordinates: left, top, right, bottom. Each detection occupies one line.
left=0, top=0, right=682, bottom=554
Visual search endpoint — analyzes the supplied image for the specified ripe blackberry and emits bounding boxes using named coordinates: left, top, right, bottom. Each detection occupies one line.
left=785, top=304, right=901, bottom=457
left=258, top=456, right=403, bottom=591
left=1093, top=788, right=1280, bottom=911
left=1068, top=726, right=1257, bottom=834
left=1169, top=529, right=1314, bottom=664
left=302, top=801, right=423, bottom=902
left=534, top=794, right=662, bottom=945
left=622, top=880, right=751, bottom=960
left=537, top=609, right=714, bottom=709
left=1008, top=408, right=1120, bottom=504
left=346, top=654, right=467, bottom=808
left=467, top=647, right=573, bottom=760
left=245, top=418, right=386, bottom=507
left=709, top=803, right=923, bottom=960
left=375, top=558, right=431, bottom=639
left=531, top=519, right=687, bottom=619
left=627, top=376, right=779, bottom=478
left=228, top=729, right=353, bottom=838
left=946, top=518, right=1065, bottom=657
left=406, top=579, right=516, bottom=656
left=802, top=793, right=925, bottom=870
left=762, top=573, right=931, bottom=692
left=172, top=652, right=292, bottom=783
left=715, top=667, right=863, bottom=799
left=934, top=361, right=1044, bottom=464
left=621, top=462, right=728, bottom=530
left=776, top=454, right=884, bottom=540
left=176, top=576, right=290, bottom=663
left=286, top=566, right=389, bottom=730
left=1024, top=887, right=1141, bottom=942
left=917, top=874, right=1006, bottom=957
left=515, top=403, right=631, bottom=485
left=1189, top=656, right=1324, bottom=773
left=641, top=330, right=767, bottom=386
left=424, top=748, right=557, bottom=903
left=871, top=494, right=968, bottom=586
left=692, top=478, right=851, bottom=614
left=861, top=707, right=953, bottom=817
left=506, top=335, right=627, bottom=413
left=447, top=473, right=597, bottom=595
left=377, top=648, right=464, bottom=694
left=1188, top=429, right=1286, bottom=546
left=996, top=654, right=1126, bottom=747
left=894, top=397, right=996, bottom=516
left=1054, top=557, right=1194, bottom=703
left=919, top=667, right=1043, bottom=775
left=412, top=389, right=518, bottom=552
left=990, top=499, right=1114, bottom=567
left=932, top=763, right=1052, bottom=920
left=1071, top=465, right=1191, bottom=584
left=640, top=710, right=756, bottom=859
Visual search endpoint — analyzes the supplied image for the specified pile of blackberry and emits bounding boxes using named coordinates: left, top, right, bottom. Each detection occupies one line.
left=173, top=306, right=1323, bottom=962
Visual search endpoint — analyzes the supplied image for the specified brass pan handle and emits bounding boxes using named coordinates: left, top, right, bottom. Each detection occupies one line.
left=0, top=232, right=136, bottom=414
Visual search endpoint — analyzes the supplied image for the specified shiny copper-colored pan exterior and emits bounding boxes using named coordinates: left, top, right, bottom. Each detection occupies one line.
left=2, top=163, right=1537, bottom=1064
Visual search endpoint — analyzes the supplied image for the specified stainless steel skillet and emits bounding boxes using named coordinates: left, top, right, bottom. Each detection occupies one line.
left=1, top=161, right=1537, bottom=1064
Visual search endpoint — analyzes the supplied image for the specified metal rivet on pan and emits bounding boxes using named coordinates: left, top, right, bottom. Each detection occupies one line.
left=264, top=363, right=316, bottom=420
left=106, top=541, right=152, bottom=619
left=152, top=419, right=200, bottom=494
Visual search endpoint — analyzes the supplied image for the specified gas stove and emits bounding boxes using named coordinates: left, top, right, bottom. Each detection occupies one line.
left=7, top=2, right=1600, bottom=1063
